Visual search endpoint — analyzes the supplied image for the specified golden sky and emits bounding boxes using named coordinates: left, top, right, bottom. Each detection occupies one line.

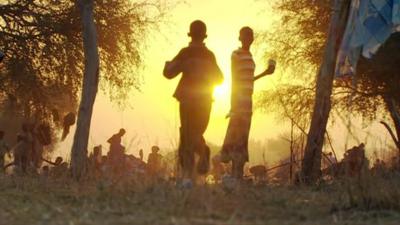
left=57, top=0, right=394, bottom=163
left=59, top=0, right=282, bottom=160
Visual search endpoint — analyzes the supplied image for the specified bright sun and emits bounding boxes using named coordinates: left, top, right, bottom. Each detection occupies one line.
left=213, top=82, right=230, bottom=100
left=212, top=42, right=233, bottom=104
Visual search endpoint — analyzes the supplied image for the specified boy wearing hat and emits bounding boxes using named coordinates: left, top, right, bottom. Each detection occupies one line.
left=163, top=20, right=223, bottom=183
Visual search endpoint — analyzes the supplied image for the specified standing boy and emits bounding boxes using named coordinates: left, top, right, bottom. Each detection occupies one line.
left=221, top=27, right=276, bottom=179
left=163, top=20, right=223, bottom=184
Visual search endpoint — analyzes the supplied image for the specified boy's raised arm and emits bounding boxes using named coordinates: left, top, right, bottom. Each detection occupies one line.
left=253, top=60, right=276, bottom=81
left=163, top=50, right=184, bottom=79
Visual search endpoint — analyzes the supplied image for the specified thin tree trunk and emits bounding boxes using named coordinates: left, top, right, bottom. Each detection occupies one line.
left=380, top=121, right=400, bottom=150
left=383, top=97, right=400, bottom=151
left=388, top=98, right=400, bottom=143
left=71, top=0, right=99, bottom=180
left=300, top=0, right=351, bottom=184
left=290, top=120, right=294, bottom=183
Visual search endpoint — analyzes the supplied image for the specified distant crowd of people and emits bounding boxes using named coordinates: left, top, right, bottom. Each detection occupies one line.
left=321, top=143, right=400, bottom=178
left=95, top=128, right=165, bottom=178
left=0, top=123, right=48, bottom=174
left=0, top=125, right=166, bottom=180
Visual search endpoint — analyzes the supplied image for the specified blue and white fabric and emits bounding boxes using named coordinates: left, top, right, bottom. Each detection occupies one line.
left=335, top=0, right=400, bottom=77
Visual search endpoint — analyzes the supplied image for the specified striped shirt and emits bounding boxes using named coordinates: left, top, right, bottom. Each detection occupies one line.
left=230, top=48, right=255, bottom=114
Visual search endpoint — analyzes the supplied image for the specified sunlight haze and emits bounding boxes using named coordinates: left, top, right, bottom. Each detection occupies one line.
left=58, top=0, right=393, bottom=164
left=60, top=0, right=281, bottom=162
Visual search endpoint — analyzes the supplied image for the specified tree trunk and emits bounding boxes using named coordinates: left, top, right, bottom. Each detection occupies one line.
left=383, top=97, right=400, bottom=151
left=380, top=121, right=400, bottom=150
left=300, top=0, right=351, bottom=184
left=71, top=0, right=99, bottom=180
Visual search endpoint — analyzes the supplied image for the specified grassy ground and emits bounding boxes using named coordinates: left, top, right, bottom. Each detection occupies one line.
left=1, top=174, right=400, bottom=225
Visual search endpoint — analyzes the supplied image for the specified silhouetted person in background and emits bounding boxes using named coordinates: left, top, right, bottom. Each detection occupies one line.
left=107, top=129, right=126, bottom=173
left=163, top=20, right=223, bottom=184
left=147, top=145, right=163, bottom=177
left=51, top=156, right=68, bottom=177
left=221, top=27, right=276, bottom=179
left=89, top=145, right=103, bottom=175
left=0, top=131, right=10, bottom=172
left=14, top=124, right=34, bottom=173
left=108, top=129, right=125, bottom=153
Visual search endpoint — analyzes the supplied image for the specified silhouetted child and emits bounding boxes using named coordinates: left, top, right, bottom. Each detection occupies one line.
left=107, top=129, right=125, bottom=157
left=107, top=129, right=126, bottom=173
left=14, top=124, right=34, bottom=173
left=163, top=20, right=223, bottom=185
left=90, top=145, right=102, bottom=170
left=147, top=146, right=163, bottom=177
left=221, top=27, right=276, bottom=179
left=51, top=157, right=68, bottom=177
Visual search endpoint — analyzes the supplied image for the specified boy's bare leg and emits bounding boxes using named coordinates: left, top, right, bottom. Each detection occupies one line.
left=178, top=127, right=195, bottom=187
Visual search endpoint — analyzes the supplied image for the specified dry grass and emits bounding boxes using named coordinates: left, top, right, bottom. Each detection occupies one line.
left=0, top=173, right=400, bottom=225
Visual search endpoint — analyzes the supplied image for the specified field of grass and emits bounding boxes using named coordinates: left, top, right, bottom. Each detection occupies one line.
left=1, top=174, right=400, bottom=225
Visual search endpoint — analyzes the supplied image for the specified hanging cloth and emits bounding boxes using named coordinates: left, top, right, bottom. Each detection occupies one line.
left=336, top=0, right=400, bottom=77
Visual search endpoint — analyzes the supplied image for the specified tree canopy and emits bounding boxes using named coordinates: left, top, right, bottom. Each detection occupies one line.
left=258, top=0, right=400, bottom=134
left=0, top=0, right=165, bottom=131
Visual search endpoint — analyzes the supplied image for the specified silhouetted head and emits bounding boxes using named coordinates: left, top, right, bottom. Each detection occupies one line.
left=118, top=128, right=126, bottom=136
left=188, top=20, right=207, bottom=41
left=151, top=145, right=160, bottom=153
left=94, top=145, right=102, bottom=155
left=239, top=26, right=254, bottom=50
left=0, top=130, right=4, bottom=139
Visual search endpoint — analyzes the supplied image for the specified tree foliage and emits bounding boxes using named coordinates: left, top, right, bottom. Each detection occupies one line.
left=258, top=0, right=400, bottom=133
left=257, top=0, right=332, bottom=130
left=0, top=0, right=165, bottom=130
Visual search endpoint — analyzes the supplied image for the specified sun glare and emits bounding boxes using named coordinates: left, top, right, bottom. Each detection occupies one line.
left=213, top=82, right=230, bottom=100
left=211, top=39, right=234, bottom=106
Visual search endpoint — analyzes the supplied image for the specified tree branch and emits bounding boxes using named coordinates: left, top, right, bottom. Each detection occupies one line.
left=380, top=121, right=400, bottom=150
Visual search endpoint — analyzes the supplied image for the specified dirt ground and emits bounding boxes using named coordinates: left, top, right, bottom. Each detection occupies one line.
left=0, top=174, right=400, bottom=225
